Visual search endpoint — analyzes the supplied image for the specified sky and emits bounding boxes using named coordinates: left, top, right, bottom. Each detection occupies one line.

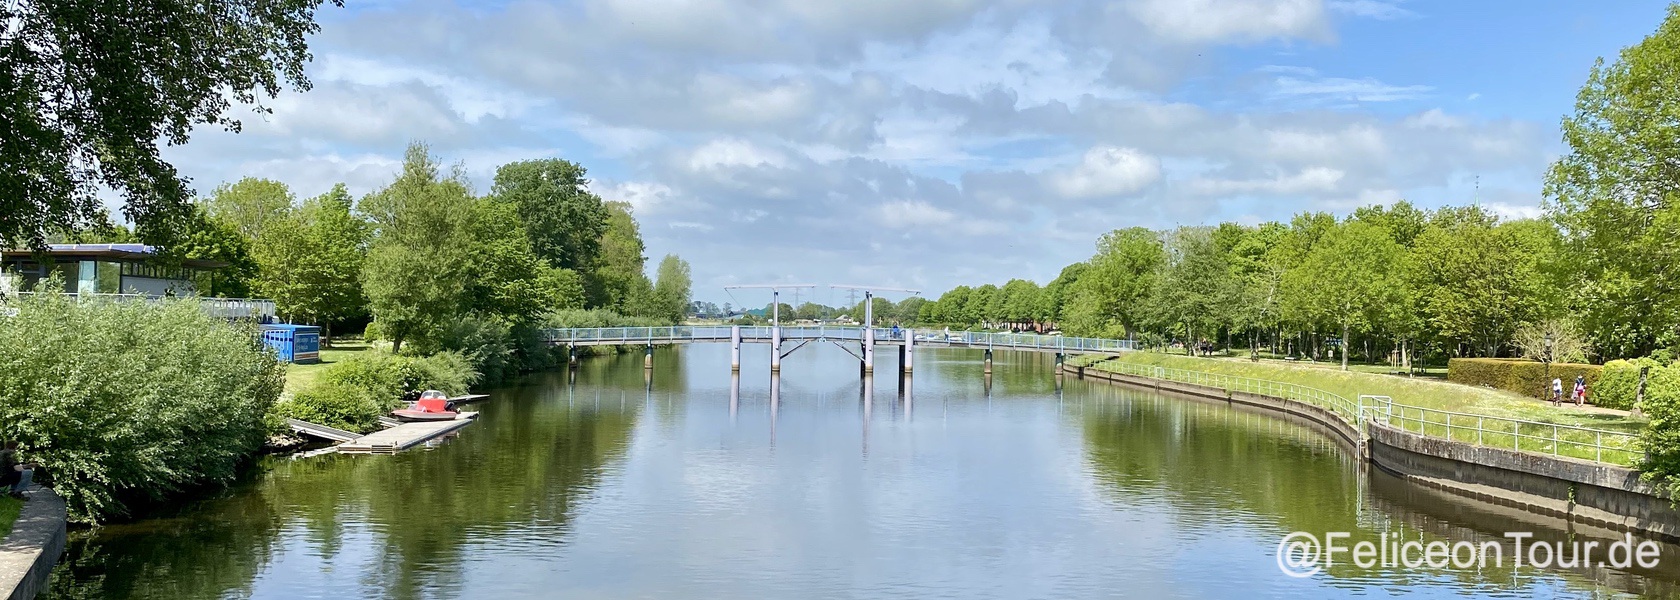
left=161, top=0, right=1675, bottom=306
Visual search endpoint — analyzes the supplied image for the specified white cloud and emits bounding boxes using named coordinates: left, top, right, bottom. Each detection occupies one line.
left=1186, top=166, right=1345, bottom=196
left=874, top=200, right=957, bottom=227
left=1326, top=0, right=1415, bottom=20
left=685, top=139, right=791, bottom=172
left=1268, top=68, right=1432, bottom=103
left=1049, top=146, right=1162, bottom=199
left=1128, top=0, right=1330, bottom=44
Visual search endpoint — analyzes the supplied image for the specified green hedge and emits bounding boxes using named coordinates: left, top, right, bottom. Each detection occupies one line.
left=1594, top=358, right=1666, bottom=410
left=1447, top=358, right=1602, bottom=402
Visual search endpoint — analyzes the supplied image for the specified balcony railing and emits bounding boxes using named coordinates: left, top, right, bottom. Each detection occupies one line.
left=2, top=292, right=276, bottom=320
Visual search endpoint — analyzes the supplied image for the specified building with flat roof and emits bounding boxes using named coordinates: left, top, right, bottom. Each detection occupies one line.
left=1, top=244, right=274, bottom=319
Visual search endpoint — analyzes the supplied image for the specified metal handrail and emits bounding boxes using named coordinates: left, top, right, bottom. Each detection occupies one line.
left=3, top=291, right=276, bottom=319
left=538, top=326, right=1138, bottom=352
left=1085, top=359, right=1636, bottom=466
left=1361, top=394, right=1636, bottom=465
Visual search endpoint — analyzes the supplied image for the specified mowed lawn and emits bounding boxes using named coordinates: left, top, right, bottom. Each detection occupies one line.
left=282, top=340, right=370, bottom=396
left=1077, top=351, right=1644, bottom=434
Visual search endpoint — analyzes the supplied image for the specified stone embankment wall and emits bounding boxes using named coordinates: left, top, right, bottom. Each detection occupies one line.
left=1070, top=363, right=1680, bottom=543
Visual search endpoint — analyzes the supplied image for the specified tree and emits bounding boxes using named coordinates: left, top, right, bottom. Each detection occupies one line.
left=204, top=178, right=295, bottom=240
left=253, top=184, right=367, bottom=340
left=360, top=144, right=475, bottom=354
left=490, top=159, right=610, bottom=272
left=652, top=254, right=693, bottom=324
left=1064, top=227, right=1164, bottom=337
left=1544, top=5, right=1680, bottom=358
left=2, top=0, right=343, bottom=249
left=171, top=207, right=259, bottom=298
left=1151, top=227, right=1237, bottom=355
left=594, top=201, right=649, bottom=311
left=967, top=284, right=999, bottom=327
left=1406, top=210, right=1553, bottom=358
left=1284, top=220, right=1403, bottom=370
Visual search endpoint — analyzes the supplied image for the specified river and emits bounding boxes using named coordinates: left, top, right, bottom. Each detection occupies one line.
left=41, top=343, right=1680, bottom=598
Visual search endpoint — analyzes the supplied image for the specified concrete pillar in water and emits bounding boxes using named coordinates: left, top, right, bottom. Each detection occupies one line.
left=984, top=348, right=993, bottom=375
left=730, top=325, right=742, bottom=372
left=644, top=343, right=654, bottom=369
left=771, top=326, right=782, bottom=372
left=904, top=329, right=914, bottom=374
left=568, top=345, right=578, bottom=369
left=862, top=326, right=875, bottom=374
left=729, top=372, right=740, bottom=421
left=1055, top=352, right=1065, bottom=373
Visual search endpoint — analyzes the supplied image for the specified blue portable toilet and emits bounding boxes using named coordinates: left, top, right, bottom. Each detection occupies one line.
left=262, top=324, right=321, bottom=363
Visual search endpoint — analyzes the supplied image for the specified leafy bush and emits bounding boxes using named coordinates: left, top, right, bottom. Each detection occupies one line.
left=317, top=351, right=476, bottom=402
left=272, top=381, right=382, bottom=433
left=1638, top=366, right=1680, bottom=498
left=0, top=293, right=282, bottom=523
left=279, top=350, right=477, bottom=435
left=438, top=314, right=516, bottom=386
left=1595, top=358, right=1665, bottom=410
left=1447, top=357, right=1601, bottom=401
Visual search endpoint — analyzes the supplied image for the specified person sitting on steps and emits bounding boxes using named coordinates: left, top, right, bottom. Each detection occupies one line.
left=0, top=441, right=38, bottom=499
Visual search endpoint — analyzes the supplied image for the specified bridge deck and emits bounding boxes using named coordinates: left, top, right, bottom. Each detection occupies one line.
left=542, top=326, right=1134, bottom=354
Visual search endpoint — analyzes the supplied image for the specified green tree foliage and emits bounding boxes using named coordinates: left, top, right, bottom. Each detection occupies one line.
left=0, top=293, right=282, bottom=522
left=1151, top=226, right=1237, bottom=354
left=1, top=0, right=342, bottom=249
left=1064, top=227, right=1164, bottom=337
left=652, top=254, right=693, bottom=324
left=1282, top=220, right=1403, bottom=370
left=1406, top=209, right=1556, bottom=357
left=490, top=159, right=610, bottom=272
left=172, top=206, right=260, bottom=298
left=594, top=201, right=650, bottom=311
left=205, top=178, right=295, bottom=239
left=360, top=143, right=476, bottom=353
left=1545, top=5, right=1680, bottom=358
left=253, top=184, right=367, bottom=336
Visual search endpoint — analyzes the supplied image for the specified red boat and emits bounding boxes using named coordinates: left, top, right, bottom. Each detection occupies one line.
left=392, top=390, right=458, bottom=422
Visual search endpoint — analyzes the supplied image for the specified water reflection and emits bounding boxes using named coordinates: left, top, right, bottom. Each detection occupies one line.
left=42, top=344, right=1680, bottom=599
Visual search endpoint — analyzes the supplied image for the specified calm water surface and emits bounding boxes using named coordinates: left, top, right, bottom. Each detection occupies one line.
left=43, top=344, right=1680, bottom=598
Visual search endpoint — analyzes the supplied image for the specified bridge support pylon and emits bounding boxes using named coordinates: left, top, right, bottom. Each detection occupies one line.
left=903, top=329, right=914, bottom=374
left=568, top=345, right=578, bottom=370
left=984, top=348, right=993, bottom=375
left=1055, top=352, right=1065, bottom=373
left=644, top=343, right=654, bottom=369
left=730, top=325, right=741, bottom=372
left=771, top=326, right=782, bottom=372
left=862, top=326, right=875, bottom=374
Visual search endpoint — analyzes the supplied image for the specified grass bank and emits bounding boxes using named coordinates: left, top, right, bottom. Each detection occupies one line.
left=1074, top=352, right=1644, bottom=433
left=282, top=341, right=371, bottom=396
left=0, top=496, right=21, bottom=538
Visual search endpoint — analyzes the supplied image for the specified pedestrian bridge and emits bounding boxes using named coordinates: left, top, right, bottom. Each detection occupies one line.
left=539, top=326, right=1137, bottom=373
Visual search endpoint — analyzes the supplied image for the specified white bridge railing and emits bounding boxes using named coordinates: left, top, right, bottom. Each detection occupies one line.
left=539, top=326, right=1137, bottom=353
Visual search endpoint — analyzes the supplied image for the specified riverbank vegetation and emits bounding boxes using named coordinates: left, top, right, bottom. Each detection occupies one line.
left=1073, top=353, right=1643, bottom=433
left=0, top=293, right=282, bottom=523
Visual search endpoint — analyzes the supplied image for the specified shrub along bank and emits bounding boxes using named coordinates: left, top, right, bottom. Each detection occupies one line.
left=0, top=293, right=283, bottom=524
left=272, top=351, right=475, bottom=434
left=1446, top=358, right=1602, bottom=401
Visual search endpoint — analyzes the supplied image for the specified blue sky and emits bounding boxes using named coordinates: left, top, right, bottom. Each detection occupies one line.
left=162, top=0, right=1675, bottom=304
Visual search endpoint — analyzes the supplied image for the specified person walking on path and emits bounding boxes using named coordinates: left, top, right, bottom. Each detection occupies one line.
left=1574, top=375, right=1588, bottom=407
left=1552, top=377, right=1565, bottom=406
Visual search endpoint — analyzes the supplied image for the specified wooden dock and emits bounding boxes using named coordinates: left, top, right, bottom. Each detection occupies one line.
left=336, top=412, right=478, bottom=455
